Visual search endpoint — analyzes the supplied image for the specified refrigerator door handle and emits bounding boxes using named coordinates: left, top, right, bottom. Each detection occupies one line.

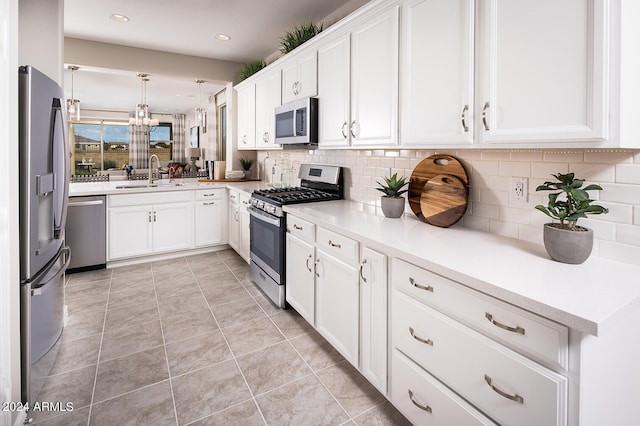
left=31, top=246, right=70, bottom=296
left=52, top=98, right=69, bottom=240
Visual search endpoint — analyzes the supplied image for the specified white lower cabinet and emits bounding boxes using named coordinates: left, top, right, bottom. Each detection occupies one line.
left=286, top=217, right=388, bottom=394
left=194, top=189, right=226, bottom=247
left=108, top=191, right=193, bottom=260
left=227, top=189, right=251, bottom=263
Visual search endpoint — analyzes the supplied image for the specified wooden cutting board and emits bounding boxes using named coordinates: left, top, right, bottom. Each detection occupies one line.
left=409, top=155, right=469, bottom=220
left=420, top=174, right=468, bottom=227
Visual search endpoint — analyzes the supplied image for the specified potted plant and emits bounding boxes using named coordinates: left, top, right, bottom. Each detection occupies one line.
left=279, top=21, right=323, bottom=54
left=535, top=172, right=609, bottom=264
left=376, top=173, right=409, bottom=218
left=239, top=158, right=254, bottom=179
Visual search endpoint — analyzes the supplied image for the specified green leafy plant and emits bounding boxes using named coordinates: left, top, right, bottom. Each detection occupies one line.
left=279, top=21, right=323, bottom=54
left=239, top=158, right=254, bottom=171
left=376, top=173, right=408, bottom=198
left=239, top=60, right=266, bottom=81
left=535, top=172, right=609, bottom=231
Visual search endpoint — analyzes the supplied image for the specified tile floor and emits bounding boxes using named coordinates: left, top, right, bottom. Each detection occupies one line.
left=30, top=249, right=411, bottom=425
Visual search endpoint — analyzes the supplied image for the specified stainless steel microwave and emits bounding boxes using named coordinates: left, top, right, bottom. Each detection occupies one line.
left=274, top=97, right=318, bottom=146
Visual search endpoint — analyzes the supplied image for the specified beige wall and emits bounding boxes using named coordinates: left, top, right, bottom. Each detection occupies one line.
left=258, top=148, right=640, bottom=266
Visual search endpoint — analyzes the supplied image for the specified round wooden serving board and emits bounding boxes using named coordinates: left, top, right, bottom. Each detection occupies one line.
left=420, top=174, right=468, bottom=227
left=409, top=155, right=469, bottom=220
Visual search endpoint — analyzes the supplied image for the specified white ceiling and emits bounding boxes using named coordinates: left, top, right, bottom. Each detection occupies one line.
left=63, top=0, right=353, bottom=115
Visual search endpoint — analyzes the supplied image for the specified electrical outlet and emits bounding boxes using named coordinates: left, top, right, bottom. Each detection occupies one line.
left=511, top=177, right=528, bottom=203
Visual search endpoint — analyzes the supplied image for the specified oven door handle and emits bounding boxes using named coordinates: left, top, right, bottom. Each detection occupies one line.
left=248, top=207, right=281, bottom=227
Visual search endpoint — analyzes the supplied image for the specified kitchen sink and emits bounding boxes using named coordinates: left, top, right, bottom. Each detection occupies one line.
left=114, top=182, right=185, bottom=189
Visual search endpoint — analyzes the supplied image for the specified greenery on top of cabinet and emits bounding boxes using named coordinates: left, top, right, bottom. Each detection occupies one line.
left=280, top=21, right=323, bottom=54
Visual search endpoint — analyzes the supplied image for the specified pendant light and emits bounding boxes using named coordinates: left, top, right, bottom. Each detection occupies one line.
left=195, top=79, right=207, bottom=133
left=129, top=73, right=159, bottom=126
left=66, top=65, right=81, bottom=122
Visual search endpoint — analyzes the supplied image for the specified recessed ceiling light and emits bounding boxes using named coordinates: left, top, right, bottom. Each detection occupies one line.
left=109, top=13, right=130, bottom=22
left=215, top=34, right=231, bottom=41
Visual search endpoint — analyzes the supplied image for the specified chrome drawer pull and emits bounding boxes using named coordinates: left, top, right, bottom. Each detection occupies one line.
left=314, top=259, right=320, bottom=278
left=482, top=101, right=490, bottom=131
left=485, top=312, right=525, bottom=335
left=328, top=240, right=342, bottom=248
left=306, top=255, right=313, bottom=273
left=461, top=104, right=469, bottom=132
left=409, top=327, right=433, bottom=346
left=409, top=277, right=434, bottom=292
left=203, top=202, right=216, bottom=206
left=408, top=390, right=432, bottom=413
left=359, top=259, right=367, bottom=283
left=293, top=224, right=303, bottom=230
left=484, top=374, right=524, bottom=404
left=203, top=193, right=216, bottom=197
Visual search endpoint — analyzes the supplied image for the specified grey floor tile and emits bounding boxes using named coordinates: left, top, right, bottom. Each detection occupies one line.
left=289, top=328, right=344, bottom=372
left=210, top=298, right=266, bottom=329
left=111, top=263, right=152, bottom=279
left=236, top=341, right=311, bottom=396
left=50, top=333, right=102, bottom=375
left=66, top=269, right=112, bottom=286
left=107, top=284, right=156, bottom=310
left=63, top=309, right=106, bottom=341
left=157, top=288, right=209, bottom=318
left=352, top=400, right=413, bottom=426
left=317, top=360, right=386, bottom=418
left=189, top=261, right=231, bottom=278
left=244, top=286, right=281, bottom=316
left=172, top=359, right=251, bottom=425
left=202, top=284, right=253, bottom=308
left=256, top=375, right=348, bottom=425
left=29, top=365, right=96, bottom=423
left=186, top=252, right=225, bottom=267
left=93, top=346, right=168, bottom=403
left=153, top=267, right=196, bottom=285
left=222, top=317, right=285, bottom=357
left=161, top=308, right=219, bottom=344
left=65, top=278, right=110, bottom=302
left=223, top=257, right=250, bottom=271
left=31, top=406, right=90, bottom=426
left=109, top=273, right=155, bottom=293
left=155, top=279, right=200, bottom=300
left=65, top=292, right=108, bottom=317
left=104, top=300, right=159, bottom=332
left=165, top=331, right=232, bottom=377
left=269, top=310, right=314, bottom=339
left=194, top=268, right=239, bottom=285
left=230, top=266, right=251, bottom=282
left=89, top=380, right=176, bottom=426
left=100, top=320, right=164, bottom=362
left=152, top=256, right=188, bottom=271
left=189, top=399, right=265, bottom=426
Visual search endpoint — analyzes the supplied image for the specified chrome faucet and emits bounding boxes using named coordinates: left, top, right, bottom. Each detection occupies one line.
left=148, top=154, right=160, bottom=185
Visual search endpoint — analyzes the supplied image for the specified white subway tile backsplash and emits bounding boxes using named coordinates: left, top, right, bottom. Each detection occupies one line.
left=489, top=220, right=519, bottom=239
left=584, top=151, right=634, bottom=164
left=569, top=163, right=616, bottom=183
left=462, top=215, right=490, bottom=233
left=481, top=150, right=510, bottom=160
left=499, top=161, right=530, bottom=177
left=380, top=157, right=395, bottom=168
left=635, top=206, right=640, bottom=225
left=470, top=202, right=500, bottom=219
left=616, top=164, right=640, bottom=184
left=394, top=158, right=412, bottom=169
left=597, top=240, right=640, bottom=266
left=531, top=162, right=569, bottom=178
left=479, top=188, right=508, bottom=206
left=581, top=218, right=616, bottom=241
left=597, top=202, right=633, bottom=224
left=471, top=160, right=500, bottom=175
left=510, top=150, right=544, bottom=162
left=600, top=183, right=640, bottom=205
left=543, top=151, right=584, bottom=163
left=616, top=223, right=640, bottom=247
left=500, top=206, right=532, bottom=225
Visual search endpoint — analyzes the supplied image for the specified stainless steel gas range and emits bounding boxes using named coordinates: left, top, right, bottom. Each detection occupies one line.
left=248, top=164, right=344, bottom=308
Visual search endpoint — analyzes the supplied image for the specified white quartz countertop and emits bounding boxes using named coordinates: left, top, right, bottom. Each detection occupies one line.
left=283, top=200, right=640, bottom=336
left=69, top=179, right=266, bottom=197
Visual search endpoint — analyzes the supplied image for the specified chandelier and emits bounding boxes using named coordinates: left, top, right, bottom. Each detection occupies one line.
left=66, top=65, right=80, bottom=122
left=129, top=73, right=159, bottom=126
left=195, top=79, right=207, bottom=133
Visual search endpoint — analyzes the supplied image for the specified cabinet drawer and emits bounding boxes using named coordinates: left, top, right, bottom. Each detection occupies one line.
left=392, top=349, right=497, bottom=426
left=316, top=227, right=359, bottom=265
left=392, top=258, right=568, bottom=370
left=228, top=190, right=240, bottom=204
left=286, top=215, right=315, bottom=242
left=109, top=190, right=193, bottom=207
left=195, top=188, right=224, bottom=201
left=393, top=291, right=567, bottom=426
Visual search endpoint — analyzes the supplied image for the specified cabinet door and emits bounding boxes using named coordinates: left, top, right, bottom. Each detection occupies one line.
left=195, top=200, right=223, bottom=247
left=282, top=50, right=318, bottom=104
left=236, top=84, right=256, bottom=149
left=108, top=205, right=152, bottom=260
left=476, top=0, right=608, bottom=144
left=255, top=69, right=282, bottom=149
left=400, top=0, right=474, bottom=146
left=315, top=249, right=360, bottom=367
left=239, top=196, right=251, bottom=263
left=360, top=247, right=388, bottom=394
left=285, top=233, right=315, bottom=324
left=228, top=200, right=240, bottom=252
left=318, top=34, right=351, bottom=148
left=152, top=202, right=192, bottom=253
left=351, top=6, right=399, bottom=147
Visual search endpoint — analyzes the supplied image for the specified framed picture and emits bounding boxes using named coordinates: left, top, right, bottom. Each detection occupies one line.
left=190, top=126, right=199, bottom=148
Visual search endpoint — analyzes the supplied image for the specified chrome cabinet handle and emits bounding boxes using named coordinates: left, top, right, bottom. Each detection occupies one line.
left=293, top=224, right=303, bottom=230
left=153, top=211, right=157, bottom=222
left=306, top=255, right=313, bottom=272
left=409, top=327, right=433, bottom=346
left=461, top=104, right=469, bottom=132
left=409, top=277, right=434, bottom=292
left=350, top=120, right=360, bottom=138
left=341, top=122, right=348, bottom=139
left=359, top=259, right=367, bottom=283
left=242, top=135, right=247, bottom=144
left=314, top=259, right=320, bottom=277
left=203, top=202, right=216, bottom=206
left=148, top=211, right=152, bottom=223
left=485, top=313, right=525, bottom=335
left=408, top=390, right=432, bottom=413
left=328, top=240, right=341, bottom=248
left=234, top=211, right=239, bottom=222
left=482, top=101, right=490, bottom=131
left=203, top=193, right=216, bottom=197
left=263, top=132, right=269, bottom=143
left=484, top=374, right=524, bottom=404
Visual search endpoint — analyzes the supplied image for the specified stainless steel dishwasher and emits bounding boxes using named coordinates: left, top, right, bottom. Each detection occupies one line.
left=66, top=195, right=106, bottom=273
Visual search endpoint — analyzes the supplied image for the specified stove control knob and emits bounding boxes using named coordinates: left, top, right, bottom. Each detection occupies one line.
left=268, top=205, right=276, bottom=215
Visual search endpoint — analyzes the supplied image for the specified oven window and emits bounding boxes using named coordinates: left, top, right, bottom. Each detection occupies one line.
left=275, top=110, right=295, bottom=139
left=250, top=213, right=283, bottom=279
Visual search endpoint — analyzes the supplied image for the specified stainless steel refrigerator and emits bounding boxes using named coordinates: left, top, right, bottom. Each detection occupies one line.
left=18, top=65, right=71, bottom=408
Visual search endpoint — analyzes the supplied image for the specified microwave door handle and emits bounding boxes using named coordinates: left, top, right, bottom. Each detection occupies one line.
left=292, top=109, right=297, bottom=138
left=52, top=98, right=69, bottom=240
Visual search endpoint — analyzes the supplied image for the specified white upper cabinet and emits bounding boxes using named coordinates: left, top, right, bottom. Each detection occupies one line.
left=476, top=0, right=609, bottom=145
left=255, top=68, right=282, bottom=149
left=400, top=0, right=474, bottom=146
left=236, top=83, right=256, bottom=150
left=318, top=34, right=351, bottom=148
left=281, top=49, right=318, bottom=104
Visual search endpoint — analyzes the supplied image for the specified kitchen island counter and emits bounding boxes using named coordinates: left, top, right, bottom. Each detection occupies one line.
left=284, top=200, right=640, bottom=337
